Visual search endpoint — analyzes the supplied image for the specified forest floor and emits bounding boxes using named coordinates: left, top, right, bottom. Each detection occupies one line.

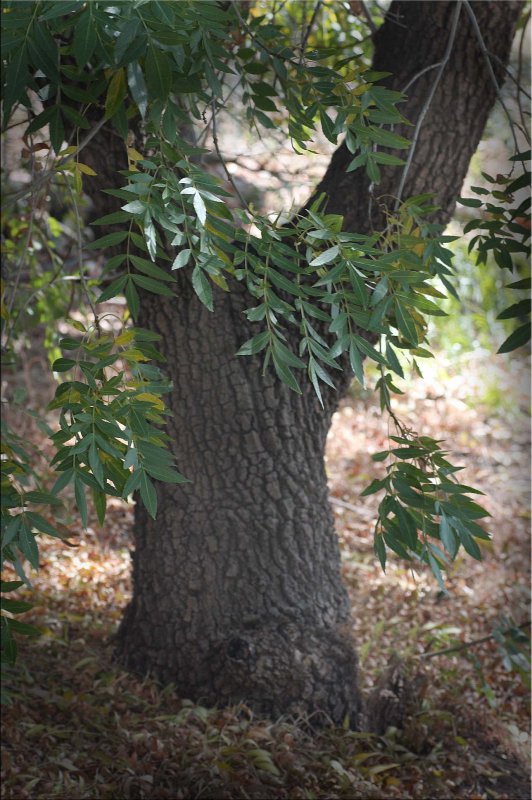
left=1, top=343, right=530, bottom=800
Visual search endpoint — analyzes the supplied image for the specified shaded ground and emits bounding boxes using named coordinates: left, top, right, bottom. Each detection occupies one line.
left=1, top=344, right=530, bottom=799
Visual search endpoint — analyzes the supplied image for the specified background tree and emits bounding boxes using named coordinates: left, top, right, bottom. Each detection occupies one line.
left=1, top=0, right=529, bottom=726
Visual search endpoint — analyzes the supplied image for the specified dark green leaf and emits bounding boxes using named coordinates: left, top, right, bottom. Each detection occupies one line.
left=139, top=470, right=157, bottom=519
left=131, top=274, right=174, bottom=297
left=145, top=47, right=172, bottom=101
left=497, top=323, right=530, bottom=354
left=74, top=477, right=88, bottom=529
left=18, top=525, right=39, bottom=570
left=236, top=331, right=270, bottom=356
left=497, top=300, right=531, bottom=320
left=73, top=5, right=97, bottom=68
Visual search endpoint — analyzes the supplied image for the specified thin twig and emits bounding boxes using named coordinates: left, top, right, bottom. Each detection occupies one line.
left=299, top=0, right=323, bottom=63
left=401, top=61, right=443, bottom=95
left=394, top=1, right=463, bottom=210
left=329, top=495, right=359, bottom=513
left=2, top=115, right=108, bottom=209
left=358, top=1, right=378, bottom=35
left=420, top=622, right=530, bottom=660
left=65, top=180, right=101, bottom=336
left=211, top=100, right=250, bottom=211
left=462, top=0, right=524, bottom=158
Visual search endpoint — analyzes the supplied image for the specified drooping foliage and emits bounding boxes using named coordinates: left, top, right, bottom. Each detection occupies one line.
left=1, top=1, right=530, bottom=677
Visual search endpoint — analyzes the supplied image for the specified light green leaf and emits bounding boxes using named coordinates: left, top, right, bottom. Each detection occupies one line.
left=191, top=265, right=213, bottom=311
left=309, top=246, right=340, bottom=267
left=193, top=192, right=207, bottom=226
left=394, top=299, right=419, bottom=344
left=172, top=249, right=191, bottom=270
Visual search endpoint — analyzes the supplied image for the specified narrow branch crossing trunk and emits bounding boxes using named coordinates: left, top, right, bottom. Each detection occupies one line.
left=113, top=1, right=522, bottom=724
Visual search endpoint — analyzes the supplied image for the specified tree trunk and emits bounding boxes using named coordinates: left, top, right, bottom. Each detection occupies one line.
left=113, top=1, right=522, bottom=724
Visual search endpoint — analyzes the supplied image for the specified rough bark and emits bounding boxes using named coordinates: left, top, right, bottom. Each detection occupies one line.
left=109, top=1, right=522, bottom=725
left=308, top=1, right=523, bottom=233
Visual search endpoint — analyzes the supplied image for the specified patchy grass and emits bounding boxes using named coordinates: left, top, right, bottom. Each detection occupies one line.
left=1, top=349, right=530, bottom=799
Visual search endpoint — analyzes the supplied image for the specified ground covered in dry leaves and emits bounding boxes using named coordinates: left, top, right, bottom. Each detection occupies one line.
left=1, top=346, right=530, bottom=800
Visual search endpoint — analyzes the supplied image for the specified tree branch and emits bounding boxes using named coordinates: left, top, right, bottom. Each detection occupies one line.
left=394, top=1, right=463, bottom=210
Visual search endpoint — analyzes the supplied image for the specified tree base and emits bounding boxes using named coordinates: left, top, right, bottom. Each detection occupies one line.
left=115, top=618, right=361, bottom=727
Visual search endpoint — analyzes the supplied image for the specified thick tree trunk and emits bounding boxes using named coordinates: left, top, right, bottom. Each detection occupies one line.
left=113, top=1, right=522, bottom=724
left=117, top=279, right=360, bottom=723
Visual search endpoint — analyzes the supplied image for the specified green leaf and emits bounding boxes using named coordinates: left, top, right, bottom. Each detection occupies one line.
left=497, top=323, right=530, bottom=354
left=236, top=331, right=270, bottom=356
left=349, top=339, right=365, bottom=385
left=125, top=278, right=140, bottom=319
left=127, top=61, right=148, bottom=118
left=2, top=45, right=28, bottom=126
left=131, top=274, right=174, bottom=297
left=309, top=246, right=340, bottom=267
left=374, top=534, right=386, bottom=571
left=427, top=551, right=447, bottom=593
left=28, top=21, right=59, bottom=83
left=74, top=477, right=88, bottom=529
left=385, top=342, right=404, bottom=378
left=73, top=5, right=96, bottom=68
left=497, top=300, right=531, bottom=320
left=191, top=266, right=213, bottom=311
left=52, top=358, right=76, bottom=373
left=172, top=249, right=191, bottom=270
left=24, top=512, right=60, bottom=539
left=361, top=478, right=387, bottom=497
left=18, top=525, right=39, bottom=570
left=105, top=68, right=127, bottom=119
left=272, top=356, right=301, bottom=394
left=6, top=617, right=39, bottom=636
left=320, top=109, right=337, bottom=142
left=352, top=336, right=388, bottom=366
left=0, top=597, right=33, bottom=614
left=144, top=216, right=157, bottom=261
left=145, top=47, right=172, bottom=101
left=268, top=269, right=301, bottom=296
left=394, top=299, right=419, bottom=344
left=458, top=197, right=483, bottom=208
left=143, top=463, right=188, bottom=483
left=48, top=106, right=65, bottom=155
left=88, top=442, right=105, bottom=489
left=97, top=275, right=128, bottom=304
left=92, top=487, right=107, bottom=526
left=439, top=515, right=459, bottom=559
left=87, top=231, right=129, bottom=250
left=368, top=125, right=411, bottom=149
left=121, top=200, right=146, bottom=215
left=0, top=581, right=24, bottom=592
left=139, top=470, right=157, bottom=519
left=123, top=468, right=142, bottom=498
left=193, top=192, right=207, bottom=226
left=130, top=255, right=175, bottom=282
left=272, top=339, right=306, bottom=369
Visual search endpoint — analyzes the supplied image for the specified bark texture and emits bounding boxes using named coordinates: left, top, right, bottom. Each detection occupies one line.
left=111, top=1, right=522, bottom=725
